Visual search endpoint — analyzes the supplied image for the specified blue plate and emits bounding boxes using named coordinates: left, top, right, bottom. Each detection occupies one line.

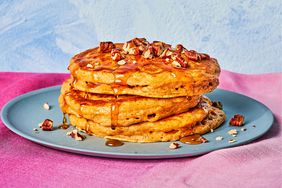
left=1, top=86, right=274, bottom=159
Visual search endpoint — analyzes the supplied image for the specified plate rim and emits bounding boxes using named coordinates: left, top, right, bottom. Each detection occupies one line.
left=0, top=86, right=274, bottom=159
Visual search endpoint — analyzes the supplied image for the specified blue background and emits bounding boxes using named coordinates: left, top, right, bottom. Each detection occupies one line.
left=0, top=0, right=281, bottom=73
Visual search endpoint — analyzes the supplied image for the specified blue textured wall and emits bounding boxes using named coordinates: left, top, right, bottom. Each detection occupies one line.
left=0, top=0, right=281, bottom=73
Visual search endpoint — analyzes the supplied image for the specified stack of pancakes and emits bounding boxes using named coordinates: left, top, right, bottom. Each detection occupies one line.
left=59, top=38, right=226, bottom=142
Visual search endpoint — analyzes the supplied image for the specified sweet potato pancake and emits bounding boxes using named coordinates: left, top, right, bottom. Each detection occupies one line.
left=59, top=38, right=225, bottom=143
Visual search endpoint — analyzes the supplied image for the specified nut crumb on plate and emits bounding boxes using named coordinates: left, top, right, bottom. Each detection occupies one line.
left=228, top=129, right=238, bottom=137
left=241, top=128, right=247, bottom=131
left=229, top=114, right=245, bottom=126
left=67, top=130, right=86, bottom=141
left=229, top=139, right=237, bottom=143
left=169, top=142, right=180, bottom=149
left=43, top=102, right=50, bottom=110
left=215, top=136, right=223, bottom=141
left=39, top=119, right=53, bottom=131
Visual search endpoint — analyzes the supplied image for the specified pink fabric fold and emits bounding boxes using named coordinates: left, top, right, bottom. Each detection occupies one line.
left=0, top=71, right=281, bottom=188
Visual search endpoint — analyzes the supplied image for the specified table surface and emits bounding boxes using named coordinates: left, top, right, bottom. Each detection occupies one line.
left=0, top=70, right=281, bottom=188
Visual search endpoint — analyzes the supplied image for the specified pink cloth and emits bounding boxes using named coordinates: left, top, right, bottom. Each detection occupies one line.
left=0, top=71, right=281, bottom=188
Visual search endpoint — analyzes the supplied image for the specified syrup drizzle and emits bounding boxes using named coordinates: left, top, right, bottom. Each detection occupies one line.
left=180, top=134, right=207, bottom=145
left=105, top=139, right=124, bottom=147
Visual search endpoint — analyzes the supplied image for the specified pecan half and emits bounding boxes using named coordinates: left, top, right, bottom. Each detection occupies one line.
left=229, top=114, right=245, bottom=126
left=99, top=41, right=115, bottom=53
left=184, top=50, right=200, bottom=61
left=40, top=119, right=53, bottom=131
left=111, top=49, right=124, bottom=61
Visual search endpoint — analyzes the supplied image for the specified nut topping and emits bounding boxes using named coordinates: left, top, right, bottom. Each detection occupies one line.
left=171, top=61, right=182, bottom=68
left=229, top=114, right=245, bottom=126
left=160, top=49, right=173, bottom=58
left=66, top=130, right=85, bottom=141
left=111, top=49, right=124, bottom=61
left=128, top=47, right=140, bottom=55
left=199, top=53, right=210, bottom=60
left=184, top=50, right=200, bottom=61
left=117, top=59, right=127, bottom=65
left=39, top=119, right=53, bottom=131
left=99, top=41, right=115, bottom=53
left=143, top=46, right=154, bottom=59
left=171, top=54, right=188, bottom=68
left=151, top=41, right=165, bottom=56
left=132, top=37, right=149, bottom=46
left=86, top=64, right=94, bottom=68
left=175, top=44, right=184, bottom=53
left=123, top=41, right=136, bottom=54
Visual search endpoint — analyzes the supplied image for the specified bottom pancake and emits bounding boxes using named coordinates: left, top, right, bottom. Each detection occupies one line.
left=66, top=98, right=226, bottom=142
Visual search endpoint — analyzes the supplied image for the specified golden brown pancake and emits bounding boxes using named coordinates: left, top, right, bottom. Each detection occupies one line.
left=59, top=79, right=200, bottom=127
left=67, top=99, right=225, bottom=142
left=68, top=40, right=220, bottom=98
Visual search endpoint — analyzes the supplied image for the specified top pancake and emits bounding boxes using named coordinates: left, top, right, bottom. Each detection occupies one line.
left=68, top=38, right=220, bottom=98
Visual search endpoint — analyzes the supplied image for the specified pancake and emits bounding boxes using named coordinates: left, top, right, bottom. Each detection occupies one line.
left=68, top=39, right=220, bottom=98
left=67, top=101, right=225, bottom=142
left=59, top=79, right=200, bottom=127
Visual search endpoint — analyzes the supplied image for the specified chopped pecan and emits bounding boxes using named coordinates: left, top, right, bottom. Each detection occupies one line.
left=111, top=49, right=124, bottom=61
left=143, top=46, right=154, bottom=59
left=229, top=114, right=245, bottom=126
left=171, top=53, right=188, bottom=68
left=160, top=48, right=173, bottom=58
left=99, top=41, right=115, bottom=53
left=171, top=61, right=182, bottom=68
left=151, top=41, right=165, bottom=56
left=175, top=44, right=184, bottom=53
left=184, top=50, right=200, bottom=61
left=132, top=37, right=149, bottom=46
left=199, top=53, right=210, bottom=60
left=122, top=41, right=136, bottom=53
left=128, top=47, right=141, bottom=55
left=40, top=119, right=53, bottom=131
left=67, top=130, right=85, bottom=141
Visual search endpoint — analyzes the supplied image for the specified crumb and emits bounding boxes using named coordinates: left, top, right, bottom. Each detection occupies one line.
left=252, top=125, right=256, bottom=128
left=229, top=139, right=237, bottom=143
left=215, top=136, right=224, bottom=141
left=210, top=129, right=214, bottom=133
left=228, top=129, right=238, bottom=137
left=241, top=128, right=247, bottom=131
left=169, top=142, right=180, bottom=149
left=67, top=130, right=85, bottom=141
left=43, top=102, right=50, bottom=110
